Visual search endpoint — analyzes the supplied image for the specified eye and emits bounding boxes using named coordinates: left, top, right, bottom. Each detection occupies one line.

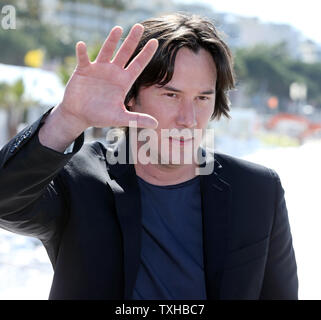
left=198, top=96, right=210, bottom=101
left=164, top=93, right=177, bottom=98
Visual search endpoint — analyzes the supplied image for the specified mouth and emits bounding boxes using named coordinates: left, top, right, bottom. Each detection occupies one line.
left=169, top=137, right=194, bottom=145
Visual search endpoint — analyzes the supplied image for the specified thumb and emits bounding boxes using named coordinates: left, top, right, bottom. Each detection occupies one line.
left=118, top=111, right=158, bottom=129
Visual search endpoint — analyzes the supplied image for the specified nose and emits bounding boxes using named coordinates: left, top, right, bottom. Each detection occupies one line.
left=176, top=99, right=197, bottom=128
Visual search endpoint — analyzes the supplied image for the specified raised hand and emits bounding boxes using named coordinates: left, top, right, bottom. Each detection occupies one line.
left=59, top=23, right=159, bottom=130
left=38, top=24, right=159, bottom=152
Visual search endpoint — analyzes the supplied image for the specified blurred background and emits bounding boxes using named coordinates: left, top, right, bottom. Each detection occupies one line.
left=0, top=0, right=320, bottom=299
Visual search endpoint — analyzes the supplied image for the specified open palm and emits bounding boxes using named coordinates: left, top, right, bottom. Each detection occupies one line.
left=60, top=24, right=159, bottom=130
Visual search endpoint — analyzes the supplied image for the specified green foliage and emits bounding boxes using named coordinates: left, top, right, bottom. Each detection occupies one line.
left=288, top=61, right=321, bottom=105
left=88, top=43, right=103, bottom=62
left=0, top=28, right=36, bottom=65
left=0, top=0, right=76, bottom=65
left=0, top=78, right=34, bottom=109
left=0, top=82, right=10, bottom=108
left=59, top=0, right=125, bottom=10
left=57, top=56, right=76, bottom=85
left=1, top=0, right=42, bottom=19
left=0, top=0, right=126, bottom=66
left=234, top=43, right=321, bottom=107
left=11, top=78, right=24, bottom=99
left=0, top=23, right=75, bottom=66
left=0, top=77, right=38, bottom=138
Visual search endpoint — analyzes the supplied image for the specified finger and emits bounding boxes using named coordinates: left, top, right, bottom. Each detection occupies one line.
left=95, top=26, right=123, bottom=63
left=125, top=39, right=158, bottom=82
left=76, top=41, right=90, bottom=68
left=112, top=24, right=144, bottom=68
left=118, top=110, right=158, bottom=129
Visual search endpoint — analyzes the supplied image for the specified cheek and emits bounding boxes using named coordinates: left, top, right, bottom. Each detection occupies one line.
left=196, top=105, right=214, bottom=126
left=147, top=103, right=177, bottom=126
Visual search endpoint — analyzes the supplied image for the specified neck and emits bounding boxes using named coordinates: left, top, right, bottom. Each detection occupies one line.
left=134, top=162, right=197, bottom=186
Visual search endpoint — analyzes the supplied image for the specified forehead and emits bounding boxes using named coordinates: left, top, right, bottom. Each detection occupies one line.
left=165, top=47, right=217, bottom=90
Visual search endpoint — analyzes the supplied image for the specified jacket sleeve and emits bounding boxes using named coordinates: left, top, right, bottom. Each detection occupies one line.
left=0, top=108, right=84, bottom=243
left=260, top=169, right=299, bottom=299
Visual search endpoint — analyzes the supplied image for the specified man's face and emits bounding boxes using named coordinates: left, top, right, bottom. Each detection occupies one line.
left=129, top=47, right=217, bottom=166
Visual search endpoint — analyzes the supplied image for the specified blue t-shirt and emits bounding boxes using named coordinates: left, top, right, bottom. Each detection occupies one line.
left=131, top=175, right=207, bottom=300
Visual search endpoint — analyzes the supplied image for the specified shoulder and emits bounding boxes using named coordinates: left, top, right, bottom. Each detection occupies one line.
left=212, top=151, right=284, bottom=209
left=214, top=151, right=279, bottom=182
left=211, top=151, right=281, bottom=198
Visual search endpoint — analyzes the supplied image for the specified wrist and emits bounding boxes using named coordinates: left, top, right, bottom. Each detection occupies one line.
left=38, top=104, right=87, bottom=152
left=54, top=103, right=88, bottom=136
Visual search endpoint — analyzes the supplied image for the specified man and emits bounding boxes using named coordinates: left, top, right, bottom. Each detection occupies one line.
left=0, top=13, right=298, bottom=299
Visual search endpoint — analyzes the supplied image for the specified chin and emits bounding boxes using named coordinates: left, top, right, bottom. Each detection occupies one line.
left=158, top=149, right=195, bottom=166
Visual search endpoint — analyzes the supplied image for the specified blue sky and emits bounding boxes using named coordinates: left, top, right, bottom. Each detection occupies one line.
left=175, top=0, right=321, bottom=45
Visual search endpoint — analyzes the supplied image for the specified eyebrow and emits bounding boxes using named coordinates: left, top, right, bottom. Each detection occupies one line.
left=160, top=85, right=215, bottom=95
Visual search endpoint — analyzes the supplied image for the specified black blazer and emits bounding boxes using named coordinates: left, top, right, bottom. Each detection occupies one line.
left=0, top=110, right=298, bottom=300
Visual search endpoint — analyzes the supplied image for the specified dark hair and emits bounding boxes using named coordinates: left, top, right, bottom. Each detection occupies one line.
left=125, top=12, right=235, bottom=120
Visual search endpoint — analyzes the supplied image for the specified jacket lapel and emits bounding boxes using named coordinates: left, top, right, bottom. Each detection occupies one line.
left=200, top=151, right=232, bottom=300
left=105, top=133, right=142, bottom=299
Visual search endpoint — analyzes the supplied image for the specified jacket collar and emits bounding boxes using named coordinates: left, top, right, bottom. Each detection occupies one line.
left=105, top=131, right=231, bottom=300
